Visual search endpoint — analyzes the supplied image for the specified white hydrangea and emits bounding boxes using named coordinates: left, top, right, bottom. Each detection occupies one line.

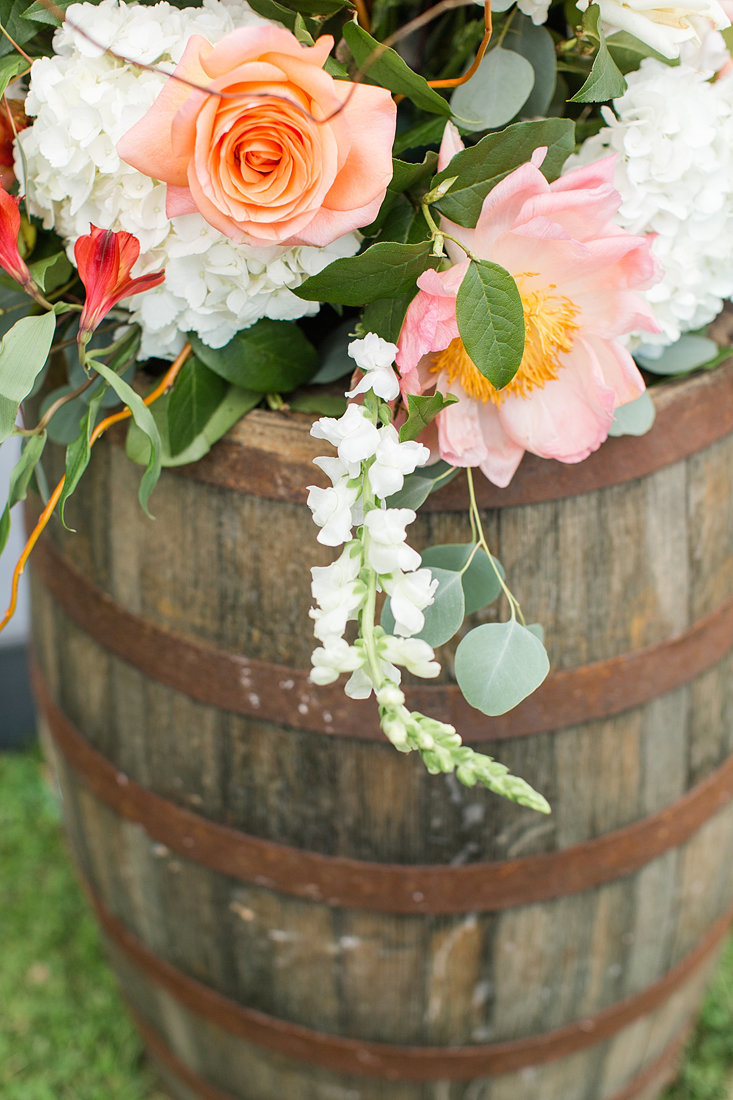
left=16, top=0, right=360, bottom=359
left=569, top=59, right=733, bottom=350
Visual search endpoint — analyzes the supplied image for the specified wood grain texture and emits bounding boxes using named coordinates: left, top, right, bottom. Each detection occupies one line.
left=30, top=361, right=733, bottom=1099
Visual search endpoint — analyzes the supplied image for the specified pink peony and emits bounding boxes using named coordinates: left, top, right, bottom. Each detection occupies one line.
left=395, top=124, right=661, bottom=487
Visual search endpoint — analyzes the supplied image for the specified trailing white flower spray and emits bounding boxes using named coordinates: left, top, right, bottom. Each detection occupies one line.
left=307, top=335, right=551, bottom=814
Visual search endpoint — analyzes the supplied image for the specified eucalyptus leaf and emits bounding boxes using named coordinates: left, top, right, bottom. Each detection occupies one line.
left=420, top=543, right=502, bottom=614
left=399, top=391, right=457, bottom=442
left=295, top=241, right=435, bottom=306
left=0, top=312, right=56, bottom=444
left=383, top=566, right=465, bottom=647
left=504, top=16, right=557, bottom=117
left=607, top=391, right=656, bottom=437
left=0, top=431, right=46, bottom=555
left=634, top=334, right=719, bottom=375
left=343, top=21, right=451, bottom=116
left=386, top=460, right=457, bottom=509
left=455, top=619, right=550, bottom=715
left=456, top=260, right=525, bottom=389
left=166, top=356, right=228, bottom=456
left=92, top=359, right=161, bottom=516
left=451, top=48, right=535, bottom=132
left=432, top=118, right=575, bottom=227
left=189, top=321, right=318, bottom=393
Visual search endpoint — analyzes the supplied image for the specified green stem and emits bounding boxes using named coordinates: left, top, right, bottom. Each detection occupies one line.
left=465, top=467, right=525, bottom=624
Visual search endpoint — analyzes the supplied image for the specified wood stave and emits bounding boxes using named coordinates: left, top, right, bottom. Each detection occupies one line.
left=30, top=361, right=733, bottom=1098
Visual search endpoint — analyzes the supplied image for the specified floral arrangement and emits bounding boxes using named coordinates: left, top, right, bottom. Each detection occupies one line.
left=0, top=0, right=731, bottom=813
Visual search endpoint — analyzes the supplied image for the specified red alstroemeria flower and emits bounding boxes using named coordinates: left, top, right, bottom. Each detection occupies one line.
left=75, top=226, right=165, bottom=342
left=0, top=186, right=33, bottom=289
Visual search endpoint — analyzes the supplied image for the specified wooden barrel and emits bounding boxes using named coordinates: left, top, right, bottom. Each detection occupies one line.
left=29, top=359, right=733, bottom=1100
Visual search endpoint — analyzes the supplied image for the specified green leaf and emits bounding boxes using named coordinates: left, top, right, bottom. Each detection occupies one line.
left=127, top=384, right=259, bottom=467
left=310, top=320, right=357, bottom=384
left=280, top=0, right=351, bottom=12
left=504, top=16, right=558, bottom=118
left=420, top=543, right=502, bottom=614
left=0, top=430, right=46, bottom=555
left=635, top=335, right=719, bottom=376
left=40, top=387, right=92, bottom=446
left=0, top=312, right=56, bottom=444
left=57, top=390, right=105, bottom=528
left=289, top=392, right=348, bottom=416
left=387, top=459, right=457, bottom=509
left=28, top=251, right=72, bottom=294
left=455, top=620, right=550, bottom=715
left=189, top=320, right=318, bottom=393
left=295, top=241, right=435, bottom=306
left=393, top=116, right=449, bottom=157
left=21, top=0, right=73, bottom=22
left=166, top=356, right=228, bottom=456
left=92, top=360, right=161, bottom=516
left=0, top=53, right=26, bottom=96
left=243, top=0, right=296, bottom=28
left=432, top=118, right=576, bottom=227
left=399, top=391, right=457, bottom=442
left=0, top=0, right=37, bottom=56
left=570, top=4, right=627, bottom=103
left=343, top=21, right=451, bottom=116
left=362, top=155, right=437, bottom=237
left=607, top=391, right=656, bottom=437
left=455, top=260, right=524, bottom=389
left=605, top=30, right=675, bottom=72
left=361, top=293, right=414, bottom=343
left=0, top=282, right=32, bottom=341
left=451, top=48, right=535, bottom=132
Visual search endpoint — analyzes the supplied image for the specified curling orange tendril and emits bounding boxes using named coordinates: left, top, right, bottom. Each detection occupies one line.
left=0, top=343, right=191, bottom=635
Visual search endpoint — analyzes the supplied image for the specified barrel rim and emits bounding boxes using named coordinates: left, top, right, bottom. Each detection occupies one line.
left=29, top=535, right=733, bottom=743
left=36, top=663, right=733, bottom=914
left=164, top=359, right=733, bottom=509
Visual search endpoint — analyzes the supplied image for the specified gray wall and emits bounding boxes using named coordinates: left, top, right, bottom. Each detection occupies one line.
left=0, top=437, right=36, bottom=746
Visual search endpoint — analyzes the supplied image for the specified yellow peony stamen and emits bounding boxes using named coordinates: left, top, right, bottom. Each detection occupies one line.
left=431, top=274, right=581, bottom=405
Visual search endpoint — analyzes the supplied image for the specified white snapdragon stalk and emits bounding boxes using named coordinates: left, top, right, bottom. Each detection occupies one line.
left=307, top=335, right=551, bottom=812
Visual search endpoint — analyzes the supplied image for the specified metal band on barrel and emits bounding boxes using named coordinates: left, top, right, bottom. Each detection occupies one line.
left=29, top=536, right=733, bottom=743
left=85, top=876, right=731, bottom=1080
left=35, top=664, right=733, bottom=915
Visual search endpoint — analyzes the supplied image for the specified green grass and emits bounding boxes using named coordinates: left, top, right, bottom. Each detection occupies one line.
left=1, top=749, right=732, bottom=1099
left=0, top=750, right=163, bottom=1100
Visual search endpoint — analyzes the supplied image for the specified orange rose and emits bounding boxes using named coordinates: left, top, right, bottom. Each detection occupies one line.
left=118, top=25, right=396, bottom=248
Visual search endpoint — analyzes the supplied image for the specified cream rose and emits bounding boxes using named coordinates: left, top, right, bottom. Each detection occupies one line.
left=118, top=24, right=397, bottom=247
left=576, top=0, right=730, bottom=59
